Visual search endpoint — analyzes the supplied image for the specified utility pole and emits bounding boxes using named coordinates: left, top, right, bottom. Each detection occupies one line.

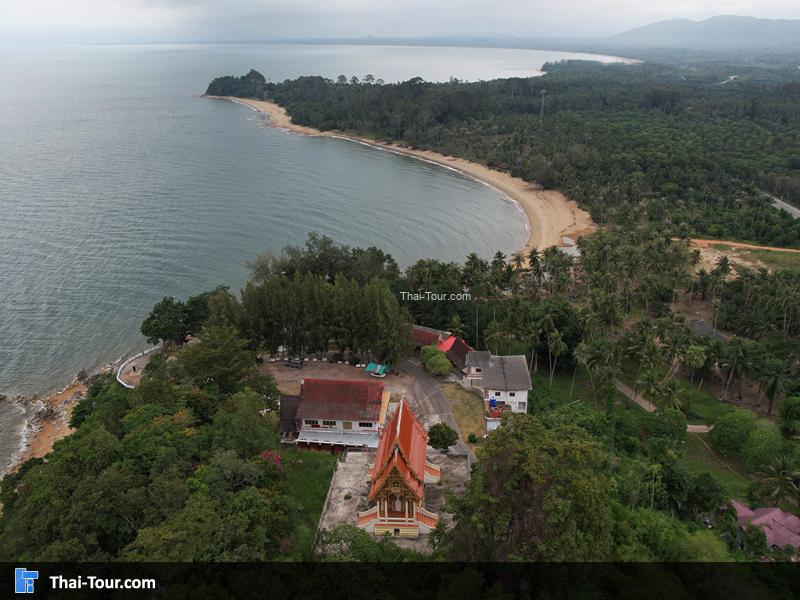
left=539, top=90, right=546, bottom=122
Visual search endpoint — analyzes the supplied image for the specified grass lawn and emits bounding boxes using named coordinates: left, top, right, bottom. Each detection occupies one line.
left=279, top=447, right=338, bottom=560
left=545, top=366, right=632, bottom=411
left=709, top=244, right=800, bottom=270
left=745, top=249, right=800, bottom=270
left=678, top=379, right=732, bottom=425
left=440, top=382, right=485, bottom=448
left=680, top=432, right=752, bottom=500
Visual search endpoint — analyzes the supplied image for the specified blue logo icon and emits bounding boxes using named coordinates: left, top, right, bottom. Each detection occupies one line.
left=15, top=568, right=38, bottom=594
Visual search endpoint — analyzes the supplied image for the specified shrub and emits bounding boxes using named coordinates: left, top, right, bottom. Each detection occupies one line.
left=428, top=422, right=458, bottom=451
left=710, top=409, right=755, bottom=455
left=421, top=345, right=452, bottom=376
left=467, top=433, right=478, bottom=444
left=741, top=425, right=784, bottom=470
left=644, top=409, right=687, bottom=444
left=420, top=344, right=439, bottom=363
left=778, top=396, right=800, bottom=439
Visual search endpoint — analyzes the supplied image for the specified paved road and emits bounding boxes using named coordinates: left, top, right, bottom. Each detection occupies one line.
left=615, top=380, right=713, bottom=433
left=400, top=358, right=474, bottom=461
left=766, top=193, right=800, bottom=219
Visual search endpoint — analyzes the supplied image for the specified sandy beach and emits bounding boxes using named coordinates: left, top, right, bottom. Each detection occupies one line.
left=7, top=381, right=86, bottom=474
left=209, top=96, right=595, bottom=254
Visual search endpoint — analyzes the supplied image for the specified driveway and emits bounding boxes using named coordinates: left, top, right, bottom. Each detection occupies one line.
left=400, top=358, right=474, bottom=460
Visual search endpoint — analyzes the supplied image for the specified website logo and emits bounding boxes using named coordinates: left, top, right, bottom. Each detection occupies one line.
left=14, top=568, right=38, bottom=594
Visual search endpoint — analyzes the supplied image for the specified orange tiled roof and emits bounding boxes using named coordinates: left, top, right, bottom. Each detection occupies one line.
left=368, top=398, right=428, bottom=501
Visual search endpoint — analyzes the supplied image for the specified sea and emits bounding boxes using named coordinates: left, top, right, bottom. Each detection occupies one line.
left=0, top=43, right=626, bottom=472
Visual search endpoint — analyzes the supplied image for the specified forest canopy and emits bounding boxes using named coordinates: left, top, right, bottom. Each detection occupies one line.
left=211, top=59, right=800, bottom=247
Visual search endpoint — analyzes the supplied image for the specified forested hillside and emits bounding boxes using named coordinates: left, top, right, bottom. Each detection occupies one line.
left=236, top=60, right=800, bottom=246
left=2, top=230, right=799, bottom=561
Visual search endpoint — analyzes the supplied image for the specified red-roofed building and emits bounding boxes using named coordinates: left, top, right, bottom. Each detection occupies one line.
left=412, top=324, right=449, bottom=349
left=437, top=335, right=474, bottom=371
left=732, top=500, right=800, bottom=550
left=357, top=399, right=441, bottom=537
left=294, top=379, right=390, bottom=451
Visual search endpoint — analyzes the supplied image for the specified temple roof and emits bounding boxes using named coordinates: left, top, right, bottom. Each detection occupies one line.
left=368, top=398, right=429, bottom=501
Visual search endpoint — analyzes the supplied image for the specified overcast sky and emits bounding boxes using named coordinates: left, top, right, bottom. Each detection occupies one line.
left=2, top=0, right=800, bottom=43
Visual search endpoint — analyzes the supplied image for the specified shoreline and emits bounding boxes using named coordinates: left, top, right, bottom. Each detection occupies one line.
left=4, top=380, right=86, bottom=475
left=3, top=96, right=596, bottom=477
left=208, top=95, right=595, bottom=255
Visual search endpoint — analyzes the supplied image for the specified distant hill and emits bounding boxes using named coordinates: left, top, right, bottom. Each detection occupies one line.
left=609, top=15, right=800, bottom=50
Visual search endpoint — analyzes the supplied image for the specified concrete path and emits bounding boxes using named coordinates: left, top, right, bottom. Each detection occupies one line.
left=615, top=380, right=713, bottom=433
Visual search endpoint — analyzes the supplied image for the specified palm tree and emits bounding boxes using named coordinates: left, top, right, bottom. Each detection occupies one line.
left=484, top=320, right=507, bottom=355
left=547, top=329, right=568, bottom=388
left=658, top=378, right=683, bottom=412
left=448, top=314, right=466, bottom=340
left=527, top=248, right=541, bottom=286
left=755, top=455, right=799, bottom=505
left=578, top=306, right=602, bottom=343
left=525, top=318, right=544, bottom=374
left=637, top=367, right=662, bottom=409
left=511, top=251, right=525, bottom=271
left=756, top=357, right=791, bottom=415
left=722, top=336, right=750, bottom=401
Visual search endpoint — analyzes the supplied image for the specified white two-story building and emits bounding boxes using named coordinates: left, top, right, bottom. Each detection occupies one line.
left=464, top=351, right=532, bottom=431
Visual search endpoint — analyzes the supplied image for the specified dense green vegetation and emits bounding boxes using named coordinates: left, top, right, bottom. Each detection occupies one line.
left=206, top=69, right=267, bottom=99
left=3, top=223, right=798, bottom=561
left=0, top=324, right=335, bottom=560
left=214, top=61, right=800, bottom=246
left=431, top=408, right=735, bottom=561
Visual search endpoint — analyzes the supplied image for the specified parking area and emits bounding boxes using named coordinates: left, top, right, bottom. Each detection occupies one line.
left=263, top=360, right=411, bottom=397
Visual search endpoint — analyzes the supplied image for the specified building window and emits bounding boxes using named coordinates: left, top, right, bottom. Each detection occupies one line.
left=322, top=420, right=336, bottom=427
left=476, top=367, right=482, bottom=373
left=495, top=391, right=502, bottom=396
left=509, top=392, right=515, bottom=397
left=358, top=422, right=373, bottom=428
left=304, top=419, right=318, bottom=426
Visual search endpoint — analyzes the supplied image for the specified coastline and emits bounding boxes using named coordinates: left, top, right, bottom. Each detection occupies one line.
left=3, top=96, right=596, bottom=478
left=208, top=95, right=595, bottom=254
left=5, top=380, right=85, bottom=475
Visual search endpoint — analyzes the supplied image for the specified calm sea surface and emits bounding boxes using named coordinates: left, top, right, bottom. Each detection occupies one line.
left=0, top=43, right=625, bottom=470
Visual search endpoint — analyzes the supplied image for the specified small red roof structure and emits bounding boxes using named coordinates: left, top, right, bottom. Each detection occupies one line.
left=732, top=500, right=800, bottom=549
left=437, top=335, right=474, bottom=370
left=296, top=379, right=384, bottom=422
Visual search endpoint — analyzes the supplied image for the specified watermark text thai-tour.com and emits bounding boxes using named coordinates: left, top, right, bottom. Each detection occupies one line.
left=15, top=567, right=156, bottom=594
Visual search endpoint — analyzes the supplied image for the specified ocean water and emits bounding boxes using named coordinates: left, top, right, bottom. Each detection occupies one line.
left=0, top=43, right=625, bottom=471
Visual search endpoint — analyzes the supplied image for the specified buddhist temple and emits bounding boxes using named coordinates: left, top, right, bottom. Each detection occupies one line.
left=356, top=398, right=441, bottom=537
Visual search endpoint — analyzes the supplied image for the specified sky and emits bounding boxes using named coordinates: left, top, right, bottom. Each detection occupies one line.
left=2, top=0, right=800, bottom=43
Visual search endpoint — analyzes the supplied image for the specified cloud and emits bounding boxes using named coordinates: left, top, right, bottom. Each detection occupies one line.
left=2, top=0, right=799, bottom=42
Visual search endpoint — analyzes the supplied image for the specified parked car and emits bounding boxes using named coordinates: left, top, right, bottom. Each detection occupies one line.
left=287, top=356, right=303, bottom=369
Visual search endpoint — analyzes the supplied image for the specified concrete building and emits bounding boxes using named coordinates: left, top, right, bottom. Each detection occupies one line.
left=283, top=378, right=390, bottom=451
left=465, top=351, right=532, bottom=431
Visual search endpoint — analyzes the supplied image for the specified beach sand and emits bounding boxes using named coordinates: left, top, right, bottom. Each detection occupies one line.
left=208, top=96, right=595, bottom=254
left=8, top=381, right=86, bottom=473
